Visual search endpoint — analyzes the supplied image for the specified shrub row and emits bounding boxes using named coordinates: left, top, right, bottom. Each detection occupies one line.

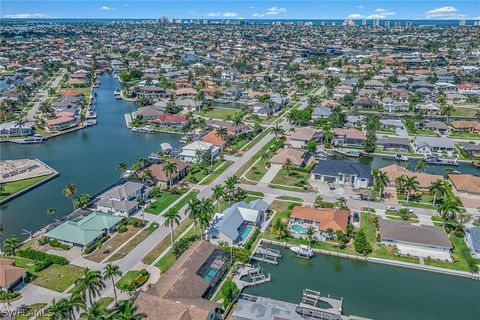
left=38, top=237, right=70, bottom=250
left=18, top=248, right=69, bottom=266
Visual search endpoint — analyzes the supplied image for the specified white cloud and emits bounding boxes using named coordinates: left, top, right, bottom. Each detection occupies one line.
left=222, top=12, right=238, bottom=17
left=266, top=7, right=287, bottom=15
left=425, top=6, right=466, bottom=19
left=207, top=12, right=221, bottom=17
left=357, top=5, right=365, bottom=9
left=3, top=13, right=53, bottom=18
left=366, top=8, right=396, bottom=18
left=347, top=13, right=364, bottom=19
left=100, top=6, right=113, bottom=11
left=252, top=13, right=265, bottom=18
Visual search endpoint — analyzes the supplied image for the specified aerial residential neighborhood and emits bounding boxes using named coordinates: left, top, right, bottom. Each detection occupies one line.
left=1, top=1, right=480, bottom=319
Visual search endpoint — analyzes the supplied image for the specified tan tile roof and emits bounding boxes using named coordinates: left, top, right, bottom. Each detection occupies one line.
left=449, top=174, right=480, bottom=194
left=143, top=161, right=190, bottom=182
left=287, top=127, right=317, bottom=141
left=270, top=148, right=305, bottom=166
left=333, top=128, right=366, bottom=140
left=0, top=259, right=26, bottom=288
left=290, top=206, right=349, bottom=233
left=380, top=164, right=442, bottom=189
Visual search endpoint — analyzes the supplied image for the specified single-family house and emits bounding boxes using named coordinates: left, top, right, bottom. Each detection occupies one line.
left=46, top=212, right=123, bottom=248
left=378, top=219, right=452, bottom=261
left=205, top=200, right=268, bottom=246
left=332, top=128, right=366, bottom=147
left=286, top=127, right=320, bottom=149
left=312, top=107, right=333, bottom=119
left=311, top=160, right=371, bottom=188
left=142, top=161, right=190, bottom=188
left=96, top=181, right=151, bottom=216
left=0, top=259, right=27, bottom=292
left=152, top=114, right=188, bottom=127
left=465, top=227, right=480, bottom=259
left=413, top=136, right=455, bottom=156
left=458, top=142, right=480, bottom=158
left=380, top=164, right=443, bottom=189
left=289, top=206, right=349, bottom=240
left=0, top=121, right=34, bottom=137
left=376, top=137, right=410, bottom=152
left=450, top=121, right=480, bottom=133
left=134, top=105, right=164, bottom=120
left=422, top=121, right=449, bottom=135
left=179, top=141, right=219, bottom=163
left=270, top=148, right=306, bottom=167
left=448, top=174, right=480, bottom=199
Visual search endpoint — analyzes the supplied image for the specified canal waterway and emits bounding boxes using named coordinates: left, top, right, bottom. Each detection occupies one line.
left=0, top=74, right=181, bottom=240
left=244, top=246, right=480, bottom=320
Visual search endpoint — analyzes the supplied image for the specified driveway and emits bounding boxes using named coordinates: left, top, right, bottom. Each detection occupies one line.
left=26, top=69, right=66, bottom=121
left=11, top=284, right=68, bottom=308
left=259, top=164, right=282, bottom=184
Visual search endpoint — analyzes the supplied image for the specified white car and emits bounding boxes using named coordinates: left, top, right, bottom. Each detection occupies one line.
left=386, top=206, right=397, bottom=211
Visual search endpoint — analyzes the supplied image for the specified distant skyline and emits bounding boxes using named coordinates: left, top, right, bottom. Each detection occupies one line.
left=2, top=1, right=480, bottom=20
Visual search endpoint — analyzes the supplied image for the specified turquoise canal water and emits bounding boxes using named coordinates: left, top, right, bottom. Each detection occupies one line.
left=244, top=246, right=480, bottom=320
left=0, top=74, right=181, bottom=240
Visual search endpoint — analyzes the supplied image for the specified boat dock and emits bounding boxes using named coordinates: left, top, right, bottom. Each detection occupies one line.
left=296, top=288, right=343, bottom=319
left=250, top=245, right=281, bottom=265
left=233, top=264, right=271, bottom=290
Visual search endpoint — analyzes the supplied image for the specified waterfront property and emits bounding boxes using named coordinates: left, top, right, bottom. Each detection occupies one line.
left=270, top=148, right=306, bottom=167
left=244, top=245, right=480, bottom=320
left=380, top=164, right=443, bottom=190
left=311, top=160, right=371, bottom=188
left=179, top=141, right=219, bottom=163
left=205, top=199, right=268, bottom=246
left=0, top=120, right=34, bottom=137
left=141, top=161, right=190, bottom=188
left=289, top=206, right=349, bottom=241
left=378, top=219, right=452, bottom=261
left=135, top=240, right=229, bottom=319
left=413, top=136, right=455, bottom=157
left=45, top=212, right=123, bottom=248
left=0, top=258, right=27, bottom=291
left=332, top=128, right=366, bottom=147
left=95, top=181, right=152, bottom=216
left=465, top=227, right=480, bottom=259
left=285, top=127, right=320, bottom=149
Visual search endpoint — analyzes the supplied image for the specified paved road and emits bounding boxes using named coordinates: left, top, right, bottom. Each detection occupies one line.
left=26, top=69, right=66, bottom=121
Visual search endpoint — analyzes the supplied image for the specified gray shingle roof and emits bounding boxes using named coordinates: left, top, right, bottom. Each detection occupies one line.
left=379, top=219, right=452, bottom=248
left=312, top=160, right=371, bottom=179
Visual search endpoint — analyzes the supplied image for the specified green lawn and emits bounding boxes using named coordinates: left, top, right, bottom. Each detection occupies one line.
left=450, top=131, right=480, bottom=140
left=424, top=235, right=475, bottom=272
left=145, top=191, right=183, bottom=215
left=187, top=161, right=224, bottom=184
left=107, top=223, right=159, bottom=261
left=195, top=107, right=241, bottom=120
left=15, top=303, right=47, bottom=320
left=431, top=216, right=444, bottom=226
left=236, top=137, right=276, bottom=177
left=171, top=191, right=199, bottom=212
left=199, top=161, right=233, bottom=185
left=241, top=129, right=271, bottom=152
left=451, top=107, right=477, bottom=118
left=0, top=174, right=52, bottom=201
left=116, top=269, right=149, bottom=290
left=32, top=264, right=85, bottom=292
left=271, top=169, right=310, bottom=189
left=155, top=251, right=176, bottom=273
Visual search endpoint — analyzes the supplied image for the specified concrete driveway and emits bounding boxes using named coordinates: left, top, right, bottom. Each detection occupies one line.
left=11, top=284, right=68, bottom=308
left=259, top=164, right=282, bottom=184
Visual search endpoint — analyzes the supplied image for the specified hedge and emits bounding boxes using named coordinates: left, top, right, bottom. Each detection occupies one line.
left=18, top=248, right=69, bottom=265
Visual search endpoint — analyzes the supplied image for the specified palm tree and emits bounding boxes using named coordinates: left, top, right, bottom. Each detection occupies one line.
left=68, top=292, right=86, bottom=318
left=74, top=269, right=105, bottom=305
left=395, top=175, right=406, bottom=194
left=437, top=198, right=461, bottom=221
left=199, top=198, right=214, bottom=231
left=2, top=236, right=19, bottom=256
left=212, top=184, right=224, bottom=213
left=403, top=176, right=419, bottom=203
left=116, top=162, right=127, bottom=177
left=104, top=263, right=123, bottom=305
left=163, top=161, right=178, bottom=189
left=111, top=299, right=146, bottom=320
left=215, top=127, right=229, bottom=159
left=186, top=198, right=202, bottom=236
left=142, top=168, right=154, bottom=184
left=46, top=298, right=69, bottom=320
left=306, top=226, right=315, bottom=245
left=323, top=129, right=334, bottom=149
left=225, top=176, right=239, bottom=204
left=415, top=160, right=426, bottom=172
left=47, top=208, right=56, bottom=222
left=283, top=158, right=292, bottom=176
left=163, top=207, right=181, bottom=244
left=80, top=301, right=108, bottom=320
left=272, top=124, right=285, bottom=137
left=429, top=179, right=445, bottom=206
left=63, top=182, right=77, bottom=210
left=372, top=169, right=390, bottom=199
left=335, top=197, right=348, bottom=210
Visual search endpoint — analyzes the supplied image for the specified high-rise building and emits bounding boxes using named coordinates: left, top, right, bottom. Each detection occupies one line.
left=384, top=21, right=390, bottom=27
left=361, top=19, right=367, bottom=26
left=459, top=19, right=466, bottom=26
left=373, top=19, right=380, bottom=26
left=405, top=21, right=412, bottom=27
left=343, top=19, right=355, bottom=26
left=474, top=20, right=480, bottom=26
left=331, top=21, right=336, bottom=26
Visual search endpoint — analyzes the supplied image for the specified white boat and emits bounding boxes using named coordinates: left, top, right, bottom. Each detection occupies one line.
left=395, top=154, right=409, bottom=161
left=290, top=245, right=314, bottom=258
left=13, top=134, right=45, bottom=144
left=122, top=170, right=133, bottom=178
left=114, top=89, right=122, bottom=99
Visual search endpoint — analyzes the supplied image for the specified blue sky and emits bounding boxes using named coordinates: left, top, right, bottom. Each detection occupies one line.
left=2, top=1, right=479, bottom=20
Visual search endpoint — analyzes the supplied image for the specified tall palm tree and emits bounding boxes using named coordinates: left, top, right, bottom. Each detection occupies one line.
left=429, top=179, right=445, bottom=206
left=373, top=169, right=390, bottom=199
left=198, top=198, right=214, bottom=231
left=395, top=175, right=406, bottom=194
left=224, top=176, right=239, bottom=204
left=215, top=127, right=229, bottom=159
left=186, top=198, right=202, bottom=236
left=47, top=207, right=56, bottom=222
left=63, top=182, right=77, bottom=210
left=116, top=162, right=127, bottom=177
left=2, top=236, right=19, bottom=256
left=80, top=301, right=108, bottom=320
left=163, top=161, right=178, bottom=189
left=104, top=263, right=123, bottom=305
left=212, top=184, right=224, bottom=213
left=68, top=292, right=86, bottom=319
left=403, top=176, right=419, bottom=203
left=335, top=197, right=348, bottom=210
left=437, top=198, right=461, bottom=221
left=163, top=207, right=181, bottom=244
left=323, top=129, right=334, bottom=149
left=272, top=124, right=285, bottom=137
left=306, top=226, right=315, bottom=245
left=75, top=269, right=105, bottom=305
left=283, top=158, right=292, bottom=176
left=112, top=299, right=146, bottom=320
left=46, top=298, right=69, bottom=320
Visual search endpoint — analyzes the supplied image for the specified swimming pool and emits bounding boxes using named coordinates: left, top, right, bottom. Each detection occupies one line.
left=290, top=224, right=307, bottom=234
left=203, top=267, right=220, bottom=282
left=240, top=225, right=253, bottom=242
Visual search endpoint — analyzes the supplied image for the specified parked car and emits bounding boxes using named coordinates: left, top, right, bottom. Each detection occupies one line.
left=386, top=206, right=397, bottom=211
left=353, top=212, right=360, bottom=223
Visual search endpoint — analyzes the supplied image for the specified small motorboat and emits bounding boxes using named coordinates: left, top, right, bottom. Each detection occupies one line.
left=290, top=245, right=314, bottom=258
left=395, top=154, right=409, bottom=161
left=472, top=161, right=480, bottom=168
left=114, top=89, right=122, bottom=99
